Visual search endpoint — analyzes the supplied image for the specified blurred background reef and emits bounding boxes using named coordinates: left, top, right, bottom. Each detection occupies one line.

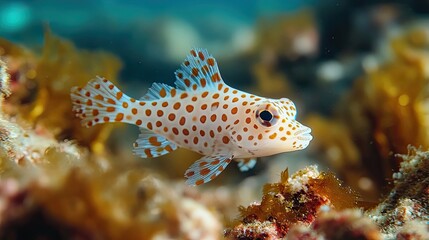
left=0, top=0, right=428, bottom=239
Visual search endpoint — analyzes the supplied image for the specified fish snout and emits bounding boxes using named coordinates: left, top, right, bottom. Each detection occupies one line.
left=294, top=126, right=313, bottom=141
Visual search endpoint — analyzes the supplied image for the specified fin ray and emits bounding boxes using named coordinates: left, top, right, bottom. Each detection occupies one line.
left=140, top=82, right=179, bottom=100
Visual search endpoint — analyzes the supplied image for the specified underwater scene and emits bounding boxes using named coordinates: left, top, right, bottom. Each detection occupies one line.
left=0, top=0, right=428, bottom=239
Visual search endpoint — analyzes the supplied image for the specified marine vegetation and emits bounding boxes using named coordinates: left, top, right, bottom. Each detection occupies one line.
left=71, top=48, right=312, bottom=185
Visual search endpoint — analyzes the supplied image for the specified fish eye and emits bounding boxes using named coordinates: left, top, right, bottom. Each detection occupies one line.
left=259, top=110, right=273, bottom=121
left=256, top=105, right=279, bottom=127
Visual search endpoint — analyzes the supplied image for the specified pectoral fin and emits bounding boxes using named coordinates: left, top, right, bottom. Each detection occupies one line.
left=184, top=155, right=233, bottom=186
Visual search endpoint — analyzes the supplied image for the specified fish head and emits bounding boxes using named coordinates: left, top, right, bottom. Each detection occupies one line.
left=231, top=98, right=312, bottom=156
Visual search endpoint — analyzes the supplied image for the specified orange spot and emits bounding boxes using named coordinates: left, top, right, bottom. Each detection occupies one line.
left=162, top=102, right=168, bottom=107
left=211, top=102, right=219, bottom=110
left=212, top=93, right=220, bottom=99
left=245, top=109, right=251, bottom=114
left=126, top=115, right=132, bottom=121
left=231, top=107, right=238, bottom=114
left=132, top=108, right=138, bottom=115
left=211, top=159, right=220, bottom=165
left=210, top=114, right=217, bottom=122
left=139, top=101, right=146, bottom=106
left=232, top=97, right=239, bottom=103
left=92, top=109, right=99, bottom=116
left=217, top=126, right=222, bottom=133
left=192, top=68, right=199, bottom=77
left=172, top=127, right=179, bottom=135
left=287, top=131, right=291, bottom=135
left=102, top=78, right=108, bottom=83
left=234, top=119, right=239, bottom=125
left=95, top=94, right=103, bottom=100
left=152, top=102, right=157, bottom=106
left=192, top=96, right=198, bottom=102
left=217, top=83, right=223, bottom=91
left=179, top=117, right=186, bottom=126
left=243, top=127, right=248, bottom=132
left=223, top=88, right=229, bottom=93
left=87, top=121, right=93, bottom=127
left=85, top=92, right=91, bottom=97
left=94, top=84, right=101, bottom=89
left=192, top=125, right=197, bottom=131
left=201, top=104, right=208, bottom=110
left=177, top=72, right=183, bottom=79
left=198, top=51, right=205, bottom=60
left=207, top=58, right=215, bottom=66
left=168, top=113, right=176, bottom=121
left=136, top=119, right=142, bottom=125
left=224, top=96, right=230, bottom=101
left=200, top=168, right=210, bottom=176
left=222, top=114, right=228, bottom=122
left=218, top=166, right=224, bottom=171
left=107, top=98, right=116, bottom=104
left=106, top=106, right=115, bottom=112
left=222, top=136, right=230, bottom=144
left=103, top=117, right=110, bottom=122
left=184, top=79, right=191, bottom=87
left=192, top=84, right=198, bottom=90
left=193, top=137, right=199, bottom=144
left=165, top=145, right=173, bottom=152
left=147, top=122, right=153, bottom=130
left=242, top=101, right=248, bottom=106
left=145, top=109, right=152, bottom=116
left=173, top=102, right=181, bottom=110
left=202, top=91, right=209, bottom=98
left=258, top=134, right=263, bottom=140
left=170, top=89, right=177, bottom=97
left=183, top=129, right=189, bottom=136
left=122, top=102, right=129, bottom=108
left=190, top=49, right=197, bottom=57
left=116, top=92, right=123, bottom=100
left=281, top=137, right=287, bottom=141
left=202, top=65, right=209, bottom=74
left=156, top=121, right=162, bottom=127
left=149, top=136, right=161, bottom=146
left=86, top=100, right=93, bottom=106
left=269, top=133, right=277, bottom=139
left=209, top=130, right=215, bottom=138
left=211, top=73, right=221, bottom=82
left=181, top=93, right=188, bottom=99
left=232, top=90, right=238, bottom=94
left=186, top=105, right=194, bottom=112
left=157, top=110, right=164, bottom=117
left=163, top=127, right=168, bottom=132
left=195, top=179, right=204, bottom=186
left=200, top=115, right=207, bottom=123
left=200, top=130, right=205, bottom=136
left=248, top=136, right=254, bottom=140
left=115, top=113, right=124, bottom=121
left=186, top=171, right=195, bottom=177
left=246, top=117, right=251, bottom=124
left=144, top=149, right=153, bottom=158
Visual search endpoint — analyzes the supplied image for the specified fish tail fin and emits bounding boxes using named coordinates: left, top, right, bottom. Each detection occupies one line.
left=71, top=76, right=138, bottom=127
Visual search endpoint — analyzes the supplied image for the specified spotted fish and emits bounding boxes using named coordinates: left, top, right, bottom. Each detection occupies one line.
left=70, top=48, right=313, bottom=186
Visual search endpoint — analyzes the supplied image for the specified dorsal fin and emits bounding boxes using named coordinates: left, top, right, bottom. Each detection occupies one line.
left=174, top=48, right=224, bottom=91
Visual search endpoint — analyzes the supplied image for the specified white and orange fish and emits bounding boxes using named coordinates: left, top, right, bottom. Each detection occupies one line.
left=70, top=48, right=312, bottom=186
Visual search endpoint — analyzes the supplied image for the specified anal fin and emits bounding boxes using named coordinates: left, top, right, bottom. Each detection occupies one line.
left=133, top=130, right=178, bottom=158
left=236, top=158, right=257, bottom=172
left=184, top=155, right=233, bottom=186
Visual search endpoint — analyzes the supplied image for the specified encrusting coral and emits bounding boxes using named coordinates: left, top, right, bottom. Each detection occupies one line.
left=226, top=146, right=429, bottom=239
left=368, top=146, right=429, bottom=239
left=225, top=165, right=357, bottom=239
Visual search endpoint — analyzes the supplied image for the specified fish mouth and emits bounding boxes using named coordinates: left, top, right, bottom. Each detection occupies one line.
left=294, top=127, right=313, bottom=141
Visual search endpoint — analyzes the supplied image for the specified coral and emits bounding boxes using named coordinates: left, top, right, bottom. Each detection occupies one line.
left=287, top=209, right=381, bottom=240
left=367, top=146, right=429, bottom=239
left=225, top=166, right=357, bottom=239
left=0, top=30, right=122, bottom=154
